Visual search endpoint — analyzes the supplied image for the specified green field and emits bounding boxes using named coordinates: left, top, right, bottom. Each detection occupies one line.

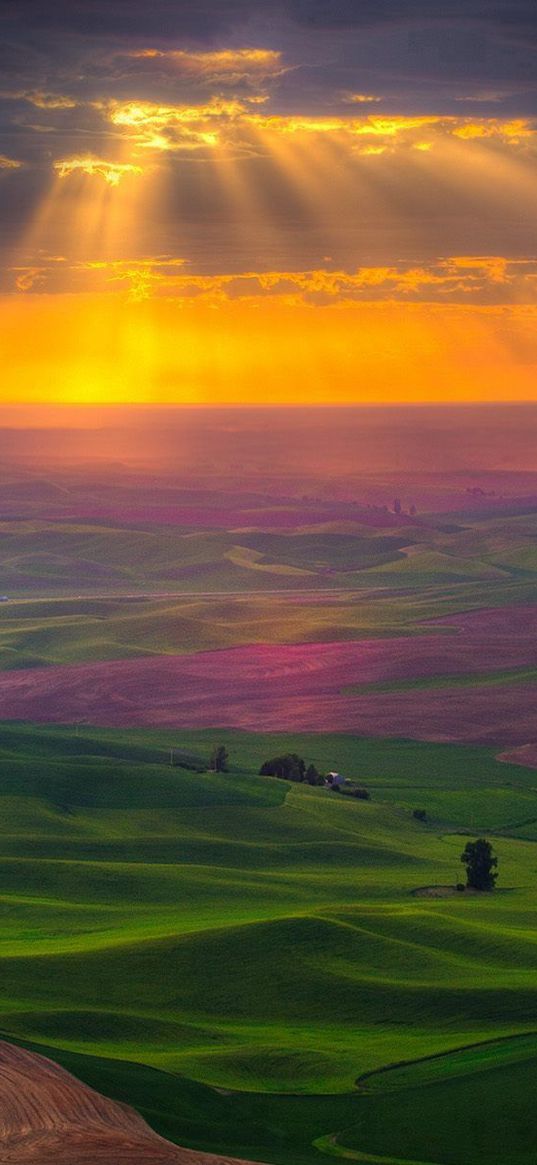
left=1, top=723, right=537, bottom=1163
left=2, top=570, right=537, bottom=672
left=0, top=520, right=419, bottom=597
left=1, top=508, right=537, bottom=603
left=1, top=501, right=537, bottom=675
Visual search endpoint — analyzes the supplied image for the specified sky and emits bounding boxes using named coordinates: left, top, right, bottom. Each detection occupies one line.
left=2, top=0, right=537, bottom=407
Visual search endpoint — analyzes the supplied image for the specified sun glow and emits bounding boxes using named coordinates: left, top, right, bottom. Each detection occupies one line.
left=108, top=98, right=244, bottom=151
left=2, top=288, right=537, bottom=407
left=6, top=59, right=537, bottom=409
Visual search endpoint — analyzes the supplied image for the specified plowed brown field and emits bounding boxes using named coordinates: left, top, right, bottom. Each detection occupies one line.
left=0, top=1042, right=262, bottom=1165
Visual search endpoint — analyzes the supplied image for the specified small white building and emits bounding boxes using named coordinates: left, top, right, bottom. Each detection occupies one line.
left=327, top=771, right=345, bottom=787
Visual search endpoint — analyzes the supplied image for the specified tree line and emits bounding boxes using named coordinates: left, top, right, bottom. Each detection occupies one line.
left=258, top=753, right=370, bottom=798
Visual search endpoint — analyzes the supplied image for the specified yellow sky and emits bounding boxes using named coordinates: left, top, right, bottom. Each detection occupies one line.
left=4, top=93, right=537, bottom=406
left=2, top=290, right=536, bottom=406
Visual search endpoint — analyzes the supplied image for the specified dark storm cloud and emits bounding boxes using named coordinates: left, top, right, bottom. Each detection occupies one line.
left=0, top=1, right=254, bottom=42
left=3, top=0, right=537, bottom=42
left=289, top=0, right=537, bottom=31
left=1, top=0, right=537, bottom=118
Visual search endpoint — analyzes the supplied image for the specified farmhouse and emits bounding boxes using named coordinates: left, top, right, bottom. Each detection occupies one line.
left=326, top=771, right=345, bottom=787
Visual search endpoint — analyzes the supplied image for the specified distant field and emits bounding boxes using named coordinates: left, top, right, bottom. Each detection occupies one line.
left=1, top=606, right=537, bottom=744
left=1, top=724, right=537, bottom=1163
left=3, top=581, right=537, bottom=672
left=0, top=488, right=537, bottom=602
left=0, top=487, right=537, bottom=750
left=0, top=516, right=422, bottom=597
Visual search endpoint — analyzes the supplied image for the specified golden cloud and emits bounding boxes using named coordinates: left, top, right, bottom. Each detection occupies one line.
left=451, top=118, right=534, bottom=140
left=108, top=98, right=245, bottom=151
left=246, top=112, right=537, bottom=149
left=53, top=156, right=143, bottom=184
left=96, top=97, right=537, bottom=159
left=344, top=93, right=383, bottom=104
left=444, top=256, right=510, bottom=282
left=80, top=257, right=188, bottom=300
left=30, top=257, right=537, bottom=305
left=13, top=266, right=46, bottom=292
left=352, top=115, right=441, bottom=136
left=24, top=91, right=78, bottom=110
left=127, top=47, right=285, bottom=81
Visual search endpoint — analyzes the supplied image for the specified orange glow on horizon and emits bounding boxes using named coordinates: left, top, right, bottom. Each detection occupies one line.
left=2, top=291, right=537, bottom=407
left=6, top=91, right=537, bottom=409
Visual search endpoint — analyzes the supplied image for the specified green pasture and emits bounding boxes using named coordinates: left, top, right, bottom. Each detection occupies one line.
left=1, top=572, right=537, bottom=670
left=0, top=725, right=537, bottom=1162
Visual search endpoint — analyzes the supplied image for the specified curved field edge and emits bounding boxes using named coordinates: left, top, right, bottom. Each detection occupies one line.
left=0, top=1034, right=377, bottom=1165
left=313, top=1134, right=433, bottom=1165
left=329, top=1034, right=537, bottom=1165
left=6, top=1032, right=537, bottom=1165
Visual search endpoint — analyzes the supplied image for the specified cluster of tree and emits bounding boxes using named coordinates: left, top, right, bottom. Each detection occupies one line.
left=259, top=754, right=322, bottom=783
left=258, top=755, right=371, bottom=799
left=172, top=745, right=499, bottom=897
left=393, top=499, right=417, bottom=517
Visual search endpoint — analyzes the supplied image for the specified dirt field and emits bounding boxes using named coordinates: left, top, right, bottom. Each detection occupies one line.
left=0, top=1041, right=261, bottom=1164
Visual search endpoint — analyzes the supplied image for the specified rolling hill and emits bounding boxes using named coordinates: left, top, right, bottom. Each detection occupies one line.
left=0, top=726, right=536, bottom=1163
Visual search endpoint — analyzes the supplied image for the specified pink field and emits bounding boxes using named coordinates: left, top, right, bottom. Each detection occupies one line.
left=1, top=606, right=537, bottom=745
left=499, top=744, right=537, bottom=768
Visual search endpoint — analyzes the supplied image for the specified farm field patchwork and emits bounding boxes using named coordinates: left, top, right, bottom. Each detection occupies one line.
left=1, top=467, right=537, bottom=1162
left=1, top=474, right=537, bottom=756
left=0, top=470, right=537, bottom=604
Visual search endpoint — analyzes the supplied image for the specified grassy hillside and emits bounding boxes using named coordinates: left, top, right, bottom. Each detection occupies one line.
left=1, top=725, right=537, bottom=1162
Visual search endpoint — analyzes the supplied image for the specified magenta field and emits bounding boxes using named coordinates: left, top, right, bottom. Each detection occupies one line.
left=1, top=605, right=536, bottom=745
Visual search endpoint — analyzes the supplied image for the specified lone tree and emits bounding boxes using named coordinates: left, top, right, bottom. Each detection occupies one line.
left=210, top=745, right=229, bottom=773
left=461, top=838, right=498, bottom=891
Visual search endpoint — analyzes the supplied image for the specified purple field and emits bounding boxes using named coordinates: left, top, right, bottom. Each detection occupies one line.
left=1, top=605, right=536, bottom=745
